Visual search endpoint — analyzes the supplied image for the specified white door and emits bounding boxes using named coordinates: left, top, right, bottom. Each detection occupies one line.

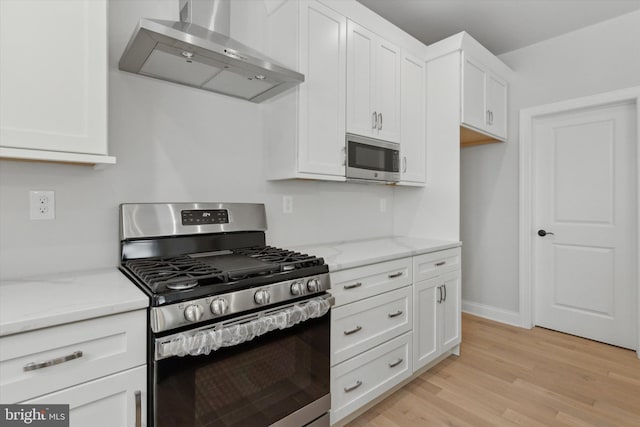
left=400, top=52, right=426, bottom=184
left=533, top=102, right=637, bottom=349
left=346, top=20, right=376, bottom=138
left=461, top=54, right=487, bottom=132
left=375, top=38, right=401, bottom=142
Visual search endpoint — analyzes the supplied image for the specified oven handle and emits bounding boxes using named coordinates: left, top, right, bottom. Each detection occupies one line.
left=155, top=294, right=334, bottom=360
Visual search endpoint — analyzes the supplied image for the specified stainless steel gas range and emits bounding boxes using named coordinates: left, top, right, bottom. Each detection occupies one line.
left=119, top=203, right=332, bottom=427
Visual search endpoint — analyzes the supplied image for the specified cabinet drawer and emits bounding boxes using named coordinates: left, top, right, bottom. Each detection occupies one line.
left=22, top=365, right=146, bottom=427
left=413, top=247, right=461, bottom=282
left=331, top=332, right=412, bottom=424
left=0, top=310, right=146, bottom=403
left=331, top=257, right=412, bottom=306
left=332, top=286, right=411, bottom=366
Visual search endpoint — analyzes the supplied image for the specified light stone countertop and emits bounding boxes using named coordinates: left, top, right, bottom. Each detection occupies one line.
left=0, top=268, right=148, bottom=337
left=292, top=236, right=461, bottom=272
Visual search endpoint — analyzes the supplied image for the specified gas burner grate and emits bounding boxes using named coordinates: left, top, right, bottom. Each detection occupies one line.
left=233, top=246, right=324, bottom=271
left=124, top=256, right=227, bottom=292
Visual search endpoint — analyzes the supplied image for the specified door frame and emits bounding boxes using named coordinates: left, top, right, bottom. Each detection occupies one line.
left=519, top=86, right=640, bottom=357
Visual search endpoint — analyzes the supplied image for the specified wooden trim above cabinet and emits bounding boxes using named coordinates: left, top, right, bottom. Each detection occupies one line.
left=460, top=126, right=503, bottom=147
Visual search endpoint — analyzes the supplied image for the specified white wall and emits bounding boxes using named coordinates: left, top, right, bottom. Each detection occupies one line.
left=460, top=10, right=640, bottom=318
left=0, top=0, right=394, bottom=280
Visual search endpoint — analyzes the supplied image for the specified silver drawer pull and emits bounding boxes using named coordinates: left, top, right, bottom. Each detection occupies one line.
left=388, top=358, right=403, bottom=368
left=135, top=390, right=142, bottom=427
left=388, top=272, right=403, bottom=279
left=23, top=350, right=83, bottom=372
left=344, top=380, right=363, bottom=393
left=435, top=261, right=446, bottom=267
left=344, top=326, right=362, bottom=335
left=344, top=282, right=362, bottom=290
left=388, top=310, right=403, bottom=318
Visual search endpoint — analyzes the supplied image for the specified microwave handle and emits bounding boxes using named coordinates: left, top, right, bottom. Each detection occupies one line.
left=378, top=113, right=382, bottom=130
left=372, top=111, right=378, bottom=129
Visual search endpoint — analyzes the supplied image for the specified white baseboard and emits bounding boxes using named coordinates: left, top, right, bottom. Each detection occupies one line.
left=462, top=300, right=522, bottom=327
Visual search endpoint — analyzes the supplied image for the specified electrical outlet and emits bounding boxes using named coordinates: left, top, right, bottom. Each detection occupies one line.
left=30, top=190, right=55, bottom=220
left=379, top=198, right=387, bottom=213
left=282, top=195, right=293, bottom=214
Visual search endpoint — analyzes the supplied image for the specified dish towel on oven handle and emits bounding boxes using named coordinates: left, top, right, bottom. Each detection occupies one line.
left=159, top=296, right=331, bottom=358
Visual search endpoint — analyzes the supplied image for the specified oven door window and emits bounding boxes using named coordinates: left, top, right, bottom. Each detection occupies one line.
left=154, top=315, right=329, bottom=426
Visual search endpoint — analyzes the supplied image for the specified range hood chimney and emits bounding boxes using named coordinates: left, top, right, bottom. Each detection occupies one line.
left=118, top=0, right=304, bottom=103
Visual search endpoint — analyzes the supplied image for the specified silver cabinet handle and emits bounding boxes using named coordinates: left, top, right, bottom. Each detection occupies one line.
left=435, top=261, right=446, bottom=267
left=388, top=272, right=403, bottom=279
left=135, top=391, right=142, bottom=427
left=437, top=285, right=443, bottom=304
left=344, top=380, right=363, bottom=393
left=344, top=282, right=362, bottom=290
left=344, top=326, right=362, bottom=335
left=372, top=111, right=378, bottom=129
left=388, top=310, right=403, bottom=318
left=23, top=350, right=83, bottom=372
left=403, top=156, right=407, bottom=173
left=443, top=284, right=447, bottom=302
left=388, top=358, right=403, bottom=368
left=378, top=112, right=383, bottom=130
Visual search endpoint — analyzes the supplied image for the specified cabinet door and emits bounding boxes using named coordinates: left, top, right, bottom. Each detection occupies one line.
left=487, top=73, right=508, bottom=139
left=461, top=54, right=487, bottom=133
left=298, top=0, right=347, bottom=176
left=0, top=0, right=107, bottom=155
left=23, top=366, right=146, bottom=427
left=400, top=52, right=425, bottom=184
left=440, top=271, right=461, bottom=352
left=346, top=20, right=376, bottom=138
left=413, top=277, right=439, bottom=371
left=375, top=39, right=401, bottom=142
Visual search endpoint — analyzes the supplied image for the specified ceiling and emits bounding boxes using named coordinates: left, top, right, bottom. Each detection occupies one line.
left=356, top=0, right=640, bottom=55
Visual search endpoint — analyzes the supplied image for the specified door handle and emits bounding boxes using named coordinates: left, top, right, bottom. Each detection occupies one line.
left=388, top=358, right=403, bottom=368
left=388, top=309, right=403, bottom=318
left=388, top=272, right=403, bottom=279
left=437, top=285, right=443, bottom=303
left=378, top=113, right=383, bottom=130
left=443, top=284, right=447, bottom=302
left=537, top=229, right=555, bottom=237
left=372, top=111, right=378, bottom=129
left=344, top=282, right=362, bottom=290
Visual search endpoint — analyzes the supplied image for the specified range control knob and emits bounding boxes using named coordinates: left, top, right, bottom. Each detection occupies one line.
left=307, top=278, right=320, bottom=293
left=210, top=298, right=229, bottom=315
left=254, top=289, right=271, bottom=305
left=290, top=281, right=305, bottom=296
left=184, top=304, right=204, bottom=322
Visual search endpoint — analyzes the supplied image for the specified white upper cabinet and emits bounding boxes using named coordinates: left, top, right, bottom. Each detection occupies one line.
left=400, top=52, right=426, bottom=184
left=461, top=53, right=508, bottom=141
left=264, top=0, right=347, bottom=180
left=0, top=0, right=114, bottom=165
left=346, top=20, right=401, bottom=143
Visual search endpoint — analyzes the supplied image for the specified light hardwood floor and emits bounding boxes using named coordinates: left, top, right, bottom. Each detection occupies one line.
left=347, top=313, right=640, bottom=427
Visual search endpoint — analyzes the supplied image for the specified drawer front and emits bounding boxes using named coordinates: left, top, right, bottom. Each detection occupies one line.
left=22, top=365, right=146, bottom=427
left=413, top=247, right=461, bottom=282
left=0, top=310, right=146, bottom=403
left=331, top=332, right=412, bottom=424
left=331, top=286, right=411, bottom=366
left=331, top=257, right=412, bottom=306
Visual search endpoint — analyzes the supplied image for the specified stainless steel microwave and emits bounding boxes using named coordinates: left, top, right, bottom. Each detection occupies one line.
left=346, top=133, right=400, bottom=183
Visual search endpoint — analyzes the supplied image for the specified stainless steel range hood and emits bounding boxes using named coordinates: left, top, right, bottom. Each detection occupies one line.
left=118, top=0, right=304, bottom=103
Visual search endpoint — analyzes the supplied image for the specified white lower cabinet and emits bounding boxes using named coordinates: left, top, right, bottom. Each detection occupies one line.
left=331, top=332, right=412, bottom=423
left=413, top=248, right=462, bottom=372
left=329, top=247, right=461, bottom=424
left=23, top=366, right=146, bottom=427
left=0, top=310, right=147, bottom=426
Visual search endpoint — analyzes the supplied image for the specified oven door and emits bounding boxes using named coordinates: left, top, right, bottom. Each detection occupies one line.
left=152, top=295, right=332, bottom=427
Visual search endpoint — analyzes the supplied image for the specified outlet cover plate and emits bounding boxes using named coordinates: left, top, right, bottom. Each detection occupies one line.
left=30, top=190, right=55, bottom=220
